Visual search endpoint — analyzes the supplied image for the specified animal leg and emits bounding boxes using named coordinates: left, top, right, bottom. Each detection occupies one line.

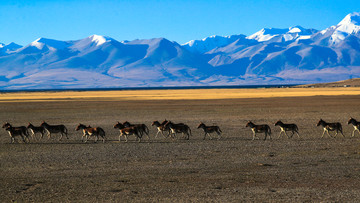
left=217, top=131, right=221, bottom=140
left=21, top=135, right=26, bottom=143
left=278, top=131, right=282, bottom=138
left=326, top=130, right=333, bottom=138
left=137, top=134, right=141, bottom=143
left=321, top=130, right=325, bottom=138
left=26, top=135, right=31, bottom=143
left=30, top=130, right=36, bottom=140
left=340, top=129, right=345, bottom=137
left=170, top=131, right=176, bottom=139
left=284, top=131, right=289, bottom=139
left=252, top=132, right=256, bottom=140
left=138, top=131, right=143, bottom=139
left=203, top=132, right=207, bottom=140
left=160, top=131, right=167, bottom=138
left=34, top=133, right=40, bottom=140
left=99, top=133, right=105, bottom=143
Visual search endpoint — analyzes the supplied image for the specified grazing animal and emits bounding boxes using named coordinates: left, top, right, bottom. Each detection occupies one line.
left=316, top=119, right=344, bottom=138
left=2, top=122, right=29, bottom=143
left=348, top=117, right=360, bottom=137
left=27, top=123, right=45, bottom=140
left=40, top=121, right=69, bottom=141
left=114, top=122, right=141, bottom=142
left=274, top=120, right=300, bottom=138
left=75, top=123, right=106, bottom=143
left=123, top=121, right=150, bottom=140
left=245, top=121, right=272, bottom=140
left=164, top=121, right=191, bottom=140
left=151, top=120, right=172, bottom=138
left=197, top=122, right=222, bottom=140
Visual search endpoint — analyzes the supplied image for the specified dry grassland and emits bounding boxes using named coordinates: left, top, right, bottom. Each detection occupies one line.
left=1, top=87, right=360, bottom=102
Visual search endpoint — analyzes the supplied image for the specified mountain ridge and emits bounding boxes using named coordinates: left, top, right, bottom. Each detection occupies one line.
left=1, top=12, right=360, bottom=90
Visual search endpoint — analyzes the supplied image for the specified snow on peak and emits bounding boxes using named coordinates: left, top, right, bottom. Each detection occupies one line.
left=289, top=27, right=301, bottom=33
left=182, top=34, right=246, bottom=53
left=70, top=35, right=112, bottom=51
left=247, top=26, right=316, bottom=42
left=27, top=37, right=70, bottom=50
left=325, top=12, right=360, bottom=45
left=88, top=34, right=110, bottom=46
left=337, top=12, right=360, bottom=34
left=30, top=38, right=46, bottom=49
left=247, top=28, right=288, bottom=41
left=338, top=12, right=360, bottom=25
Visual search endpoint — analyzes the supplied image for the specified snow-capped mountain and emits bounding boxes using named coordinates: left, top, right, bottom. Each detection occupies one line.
left=246, top=26, right=318, bottom=42
left=0, top=35, right=213, bottom=89
left=313, top=12, right=360, bottom=45
left=1, top=12, right=360, bottom=89
left=0, top=42, right=22, bottom=55
left=182, top=34, right=247, bottom=53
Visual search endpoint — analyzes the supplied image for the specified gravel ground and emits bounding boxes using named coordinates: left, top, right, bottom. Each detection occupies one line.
left=1, top=95, right=360, bottom=202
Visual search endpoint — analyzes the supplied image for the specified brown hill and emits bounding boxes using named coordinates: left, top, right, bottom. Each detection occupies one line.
left=296, top=78, right=360, bottom=88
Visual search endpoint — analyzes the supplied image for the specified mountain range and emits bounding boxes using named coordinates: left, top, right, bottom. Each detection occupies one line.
left=1, top=12, right=360, bottom=89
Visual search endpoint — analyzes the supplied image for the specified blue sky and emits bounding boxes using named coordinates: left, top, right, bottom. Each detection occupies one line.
left=0, top=0, right=359, bottom=45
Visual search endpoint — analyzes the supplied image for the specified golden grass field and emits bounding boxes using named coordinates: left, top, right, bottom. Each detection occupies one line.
left=1, top=87, right=360, bottom=202
left=1, top=87, right=360, bottom=102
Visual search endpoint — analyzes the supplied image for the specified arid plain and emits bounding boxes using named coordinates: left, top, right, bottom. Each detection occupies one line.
left=1, top=88, right=360, bottom=202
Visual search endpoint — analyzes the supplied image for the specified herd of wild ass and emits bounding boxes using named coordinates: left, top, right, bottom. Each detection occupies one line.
left=2, top=118, right=360, bottom=143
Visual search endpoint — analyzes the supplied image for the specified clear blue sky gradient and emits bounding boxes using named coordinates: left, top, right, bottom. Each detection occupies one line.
left=1, top=0, right=359, bottom=45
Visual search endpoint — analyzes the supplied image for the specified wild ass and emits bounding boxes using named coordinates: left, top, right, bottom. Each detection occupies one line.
left=40, top=121, right=69, bottom=141
left=164, top=121, right=192, bottom=140
left=274, top=120, right=300, bottom=138
left=114, top=122, right=141, bottom=142
left=246, top=121, right=272, bottom=140
left=197, top=122, right=222, bottom=140
left=151, top=120, right=171, bottom=138
left=27, top=123, right=45, bottom=140
left=2, top=122, right=30, bottom=143
left=316, top=119, right=344, bottom=138
left=348, top=117, right=360, bottom=137
left=75, top=123, right=106, bottom=143
left=123, top=121, right=150, bottom=140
